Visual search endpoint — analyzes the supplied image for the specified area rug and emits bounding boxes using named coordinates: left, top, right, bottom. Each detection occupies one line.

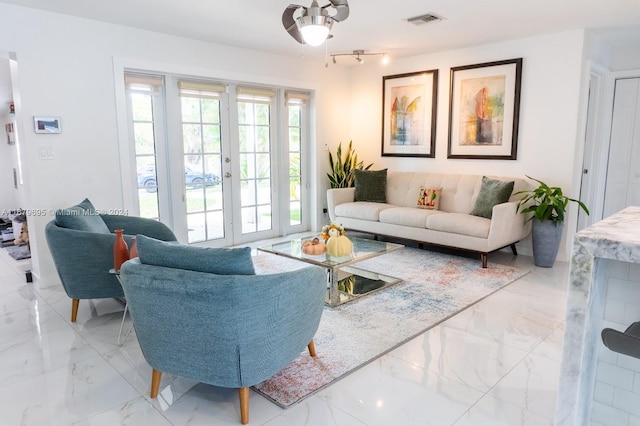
left=5, top=244, right=31, bottom=260
left=251, top=247, right=528, bottom=408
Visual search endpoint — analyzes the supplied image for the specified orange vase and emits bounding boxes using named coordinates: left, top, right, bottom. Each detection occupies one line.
left=129, top=236, right=138, bottom=259
left=113, top=229, right=129, bottom=273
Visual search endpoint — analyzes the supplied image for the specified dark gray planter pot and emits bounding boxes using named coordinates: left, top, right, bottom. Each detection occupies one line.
left=531, top=219, right=563, bottom=267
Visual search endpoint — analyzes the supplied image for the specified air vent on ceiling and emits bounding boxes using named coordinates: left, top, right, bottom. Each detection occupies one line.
left=407, top=13, right=444, bottom=26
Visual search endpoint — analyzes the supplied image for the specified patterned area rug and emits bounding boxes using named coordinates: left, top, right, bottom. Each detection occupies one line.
left=251, top=247, right=529, bottom=408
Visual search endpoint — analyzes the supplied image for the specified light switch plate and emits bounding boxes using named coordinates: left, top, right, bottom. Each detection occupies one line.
left=38, top=145, right=54, bottom=160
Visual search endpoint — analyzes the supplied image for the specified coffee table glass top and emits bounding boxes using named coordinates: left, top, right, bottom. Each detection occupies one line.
left=259, top=236, right=404, bottom=307
left=258, top=236, right=403, bottom=267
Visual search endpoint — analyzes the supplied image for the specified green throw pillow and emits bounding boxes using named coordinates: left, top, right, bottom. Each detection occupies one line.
left=55, top=198, right=111, bottom=234
left=137, top=234, right=255, bottom=275
left=470, top=177, right=515, bottom=219
left=354, top=169, right=387, bottom=203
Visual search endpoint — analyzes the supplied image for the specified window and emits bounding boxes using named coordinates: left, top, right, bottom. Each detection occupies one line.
left=123, top=71, right=311, bottom=245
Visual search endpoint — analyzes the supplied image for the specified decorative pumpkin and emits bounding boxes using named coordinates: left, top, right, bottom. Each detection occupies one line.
left=326, top=235, right=353, bottom=258
left=301, top=237, right=326, bottom=255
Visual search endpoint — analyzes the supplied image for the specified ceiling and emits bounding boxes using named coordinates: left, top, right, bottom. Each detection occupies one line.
left=1, top=0, right=640, bottom=61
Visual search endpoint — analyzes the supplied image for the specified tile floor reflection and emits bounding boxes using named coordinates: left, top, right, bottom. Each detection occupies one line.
left=0, top=244, right=568, bottom=425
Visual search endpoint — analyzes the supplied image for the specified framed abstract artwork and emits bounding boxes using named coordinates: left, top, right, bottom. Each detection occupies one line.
left=381, top=70, right=438, bottom=157
left=447, top=58, right=522, bottom=160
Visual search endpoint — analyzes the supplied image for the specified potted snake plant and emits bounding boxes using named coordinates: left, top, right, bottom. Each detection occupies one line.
left=327, top=140, right=373, bottom=188
left=515, top=176, right=589, bottom=267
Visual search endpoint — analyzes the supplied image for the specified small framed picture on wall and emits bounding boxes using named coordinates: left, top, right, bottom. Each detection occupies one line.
left=34, top=116, right=62, bottom=134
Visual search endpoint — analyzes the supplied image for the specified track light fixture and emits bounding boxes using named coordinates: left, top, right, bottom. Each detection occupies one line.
left=330, top=50, right=389, bottom=65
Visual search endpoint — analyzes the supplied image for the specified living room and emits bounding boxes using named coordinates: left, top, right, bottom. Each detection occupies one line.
left=0, top=0, right=639, bottom=424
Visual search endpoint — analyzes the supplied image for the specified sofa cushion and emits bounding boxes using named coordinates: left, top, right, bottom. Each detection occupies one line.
left=55, top=198, right=110, bottom=234
left=354, top=169, right=387, bottom=203
left=416, top=187, right=442, bottom=210
left=379, top=207, right=443, bottom=228
left=426, top=213, right=491, bottom=238
left=334, top=202, right=394, bottom=221
left=137, top=234, right=255, bottom=275
left=470, top=176, right=515, bottom=219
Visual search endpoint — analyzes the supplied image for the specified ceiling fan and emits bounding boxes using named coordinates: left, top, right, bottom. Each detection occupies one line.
left=282, top=0, right=349, bottom=47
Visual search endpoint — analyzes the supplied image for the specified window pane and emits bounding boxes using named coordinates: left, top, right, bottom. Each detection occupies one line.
left=138, top=191, right=159, bottom=219
left=289, top=176, right=300, bottom=202
left=238, top=102, right=250, bottom=124
left=183, top=124, right=202, bottom=154
left=202, top=124, right=220, bottom=153
left=256, top=154, right=270, bottom=178
left=240, top=179, right=255, bottom=207
left=181, top=97, right=200, bottom=122
left=289, top=128, right=300, bottom=152
left=256, top=178, right=271, bottom=204
left=206, top=211, right=224, bottom=240
left=131, top=93, right=153, bottom=121
left=187, top=213, right=206, bottom=243
left=240, top=154, right=254, bottom=179
left=238, top=125, right=255, bottom=152
left=289, top=153, right=300, bottom=177
left=257, top=205, right=271, bottom=231
left=241, top=207, right=256, bottom=234
left=288, top=107, right=300, bottom=127
left=204, top=154, right=222, bottom=181
left=255, top=104, right=269, bottom=125
left=134, top=123, right=155, bottom=155
left=290, top=201, right=301, bottom=225
left=256, top=126, right=270, bottom=152
left=201, top=99, right=219, bottom=123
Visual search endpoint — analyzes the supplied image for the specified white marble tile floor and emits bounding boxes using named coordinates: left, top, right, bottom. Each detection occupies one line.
left=0, top=244, right=569, bottom=425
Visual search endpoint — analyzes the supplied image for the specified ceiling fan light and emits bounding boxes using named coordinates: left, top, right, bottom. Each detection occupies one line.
left=297, top=14, right=333, bottom=46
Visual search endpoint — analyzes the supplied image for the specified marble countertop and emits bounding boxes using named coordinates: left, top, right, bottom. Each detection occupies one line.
left=573, top=206, right=640, bottom=262
left=556, top=206, right=640, bottom=425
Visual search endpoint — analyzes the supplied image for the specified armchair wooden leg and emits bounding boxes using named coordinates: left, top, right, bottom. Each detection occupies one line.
left=510, top=243, right=518, bottom=256
left=71, top=299, right=79, bottom=322
left=239, top=387, right=249, bottom=425
left=481, top=254, right=488, bottom=268
left=308, top=340, right=317, bottom=357
left=150, top=369, right=162, bottom=398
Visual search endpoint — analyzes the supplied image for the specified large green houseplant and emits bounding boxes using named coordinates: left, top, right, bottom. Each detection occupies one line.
left=327, top=140, right=373, bottom=188
left=515, top=176, right=589, bottom=267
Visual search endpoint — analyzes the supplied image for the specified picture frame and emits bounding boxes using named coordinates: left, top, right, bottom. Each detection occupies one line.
left=33, top=116, right=61, bottom=134
left=381, top=70, right=438, bottom=157
left=447, top=58, right=522, bottom=160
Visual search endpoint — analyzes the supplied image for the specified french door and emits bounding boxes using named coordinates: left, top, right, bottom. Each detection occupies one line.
left=124, top=72, right=310, bottom=246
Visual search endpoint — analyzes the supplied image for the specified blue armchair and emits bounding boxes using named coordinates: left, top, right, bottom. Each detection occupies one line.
left=45, top=199, right=177, bottom=322
left=119, top=256, right=326, bottom=424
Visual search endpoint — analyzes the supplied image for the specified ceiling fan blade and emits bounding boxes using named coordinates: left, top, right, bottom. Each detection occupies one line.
left=282, top=4, right=306, bottom=44
left=324, top=0, right=349, bottom=22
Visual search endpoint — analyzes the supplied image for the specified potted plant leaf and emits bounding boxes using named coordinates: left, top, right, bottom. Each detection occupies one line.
left=327, top=140, right=373, bottom=188
left=515, top=176, right=589, bottom=267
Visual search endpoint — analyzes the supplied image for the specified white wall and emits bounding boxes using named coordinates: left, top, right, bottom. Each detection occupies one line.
left=0, top=3, right=351, bottom=284
left=0, top=58, right=17, bottom=215
left=347, top=30, right=587, bottom=261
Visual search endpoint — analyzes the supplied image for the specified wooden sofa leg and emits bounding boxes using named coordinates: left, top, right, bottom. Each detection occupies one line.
left=71, top=298, right=79, bottom=322
left=239, top=387, right=249, bottom=425
left=510, top=243, right=518, bottom=256
left=150, top=369, right=162, bottom=398
left=481, top=254, right=488, bottom=268
left=308, top=340, right=317, bottom=357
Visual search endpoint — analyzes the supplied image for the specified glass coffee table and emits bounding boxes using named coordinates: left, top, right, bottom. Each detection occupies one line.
left=258, top=237, right=403, bottom=307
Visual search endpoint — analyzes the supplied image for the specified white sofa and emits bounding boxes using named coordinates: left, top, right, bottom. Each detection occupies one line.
left=327, top=172, right=532, bottom=267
